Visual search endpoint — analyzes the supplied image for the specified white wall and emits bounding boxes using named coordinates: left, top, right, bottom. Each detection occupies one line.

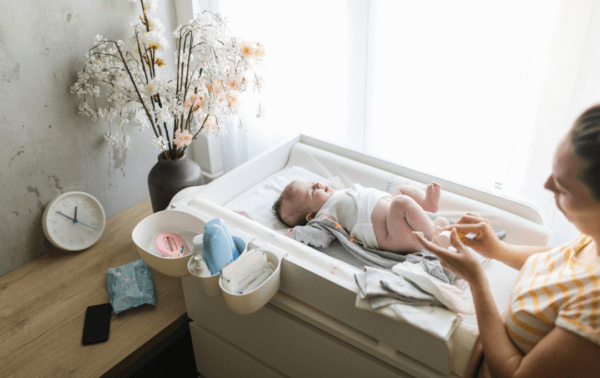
left=0, top=0, right=178, bottom=277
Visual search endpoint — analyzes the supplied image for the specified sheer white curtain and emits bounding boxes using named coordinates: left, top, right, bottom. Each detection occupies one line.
left=197, top=0, right=600, bottom=245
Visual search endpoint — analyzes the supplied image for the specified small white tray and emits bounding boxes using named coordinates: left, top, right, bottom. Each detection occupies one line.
left=132, top=210, right=206, bottom=277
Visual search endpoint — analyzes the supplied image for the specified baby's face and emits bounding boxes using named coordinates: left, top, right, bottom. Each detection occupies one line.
left=286, top=180, right=334, bottom=220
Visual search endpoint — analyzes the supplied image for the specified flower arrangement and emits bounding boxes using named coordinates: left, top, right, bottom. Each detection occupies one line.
left=71, top=0, right=265, bottom=160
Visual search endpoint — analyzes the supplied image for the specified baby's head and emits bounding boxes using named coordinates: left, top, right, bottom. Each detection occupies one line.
left=272, top=180, right=334, bottom=227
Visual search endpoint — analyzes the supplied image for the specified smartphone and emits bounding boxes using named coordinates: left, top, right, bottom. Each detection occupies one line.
left=82, top=303, right=112, bottom=345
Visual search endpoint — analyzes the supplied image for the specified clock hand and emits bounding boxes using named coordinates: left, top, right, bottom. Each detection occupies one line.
left=56, top=210, right=75, bottom=221
left=56, top=210, right=98, bottom=230
left=74, top=219, right=98, bottom=230
left=74, top=206, right=77, bottom=223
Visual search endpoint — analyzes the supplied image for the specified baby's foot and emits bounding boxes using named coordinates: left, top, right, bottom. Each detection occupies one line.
left=421, top=182, right=441, bottom=212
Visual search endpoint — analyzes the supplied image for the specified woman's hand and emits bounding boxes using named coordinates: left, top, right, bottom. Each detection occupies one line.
left=443, top=212, right=506, bottom=260
left=414, top=229, right=484, bottom=283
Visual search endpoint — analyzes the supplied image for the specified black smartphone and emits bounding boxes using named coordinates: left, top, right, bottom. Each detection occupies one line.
left=82, top=303, right=112, bottom=345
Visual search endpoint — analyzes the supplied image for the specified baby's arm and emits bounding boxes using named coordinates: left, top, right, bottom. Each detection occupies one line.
left=287, top=224, right=336, bottom=248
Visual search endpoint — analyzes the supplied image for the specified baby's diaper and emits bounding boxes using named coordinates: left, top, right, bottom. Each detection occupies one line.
left=349, top=186, right=392, bottom=249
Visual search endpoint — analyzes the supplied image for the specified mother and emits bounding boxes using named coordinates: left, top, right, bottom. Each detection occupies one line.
left=415, top=105, right=600, bottom=378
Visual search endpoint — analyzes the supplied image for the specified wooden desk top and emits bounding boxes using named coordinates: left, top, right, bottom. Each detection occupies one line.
left=0, top=198, right=188, bottom=378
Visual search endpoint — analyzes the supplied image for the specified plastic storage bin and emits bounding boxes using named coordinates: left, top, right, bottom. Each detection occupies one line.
left=132, top=210, right=206, bottom=277
left=219, top=249, right=283, bottom=315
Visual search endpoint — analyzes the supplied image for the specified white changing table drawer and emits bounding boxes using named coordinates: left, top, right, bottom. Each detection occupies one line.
left=188, top=294, right=413, bottom=378
left=190, top=321, right=284, bottom=378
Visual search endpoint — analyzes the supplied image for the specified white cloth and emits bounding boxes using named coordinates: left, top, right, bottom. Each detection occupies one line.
left=392, top=262, right=475, bottom=315
left=354, top=266, right=463, bottom=340
left=355, top=293, right=461, bottom=341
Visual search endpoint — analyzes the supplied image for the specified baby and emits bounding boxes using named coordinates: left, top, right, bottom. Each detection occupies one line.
left=272, top=180, right=449, bottom=253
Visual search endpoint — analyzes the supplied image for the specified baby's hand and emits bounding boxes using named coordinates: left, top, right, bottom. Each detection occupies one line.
left=286, top=228, right=293, bottom=238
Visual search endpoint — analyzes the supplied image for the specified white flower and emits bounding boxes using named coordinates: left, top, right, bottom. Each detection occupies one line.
left=93, top=34, right=106, bottom=45
left=140, top=30, right=169, bottom=52
left=122, top=135, right=132, bottom=149
left=156, top=106, right=172, bottom=126
left=72, top=7, right=265, bottom=157
left=225, top=92, right=239, bottom=109
left=104, top=132, right=119, bottom=146
left=151, top=135, right=168, bottom=151
left=225, top=75, right=243, bottom=91
left=142, top=0, right=158, bottom=12
left=239, top=41, right=255, bottom=58
left=145, top=78, right=167, bottom=96
left=133, top=109, right=150, bottom=132
left=254, top=42, right=265, bottom=59
left=147, top=16, right=165, bottom=34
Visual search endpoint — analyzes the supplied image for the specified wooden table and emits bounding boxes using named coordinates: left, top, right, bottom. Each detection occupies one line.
left=0, top=199, right=188, bottom=378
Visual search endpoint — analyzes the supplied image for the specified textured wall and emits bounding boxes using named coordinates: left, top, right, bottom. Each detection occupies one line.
left=0, top=0, right=178, bottom=277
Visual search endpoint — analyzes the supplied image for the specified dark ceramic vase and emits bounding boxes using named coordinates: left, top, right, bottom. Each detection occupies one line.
left=147, top=152, right=204, bottom=213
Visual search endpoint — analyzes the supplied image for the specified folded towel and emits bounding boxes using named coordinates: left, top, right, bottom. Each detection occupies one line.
left=354, top=267, right=461, bottom=341
left=391, top=262, right=475, bottom=314
left=355, top=267, right=444, bottom=309
left=203, top=218, right=245, bottom=275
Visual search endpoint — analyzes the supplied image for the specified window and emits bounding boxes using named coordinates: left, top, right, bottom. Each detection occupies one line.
left=197, top=0, right=600, bottom=244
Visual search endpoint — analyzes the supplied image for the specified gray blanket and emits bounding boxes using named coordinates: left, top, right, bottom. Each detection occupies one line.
left=291, top=215, right=455, bottom=283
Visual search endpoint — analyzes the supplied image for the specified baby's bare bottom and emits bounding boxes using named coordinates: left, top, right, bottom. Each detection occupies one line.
left=371, top=196, right=449, bottom=253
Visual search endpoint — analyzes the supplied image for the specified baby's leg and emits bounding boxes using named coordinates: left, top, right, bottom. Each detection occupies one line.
left=391, top=183, right=441, bottom=213
left=372, top=195, right=437, bottom=252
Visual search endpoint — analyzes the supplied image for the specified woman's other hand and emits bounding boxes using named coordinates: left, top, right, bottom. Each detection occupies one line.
left=444, top=213, right=505, bottom=260
left=414, top=229, right=484, bottom=283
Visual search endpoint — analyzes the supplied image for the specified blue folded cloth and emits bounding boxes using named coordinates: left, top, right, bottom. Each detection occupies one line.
left=107, top=259, right=156, bottom=314
left=203, top=218, right=246, bottom=275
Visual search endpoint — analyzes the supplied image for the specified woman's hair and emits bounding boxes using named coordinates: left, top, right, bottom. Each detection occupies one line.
left=570, top=104, right=600, bottom=201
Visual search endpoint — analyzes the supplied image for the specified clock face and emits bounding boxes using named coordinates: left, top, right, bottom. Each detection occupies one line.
left=42, top=192, right=106, bottom=251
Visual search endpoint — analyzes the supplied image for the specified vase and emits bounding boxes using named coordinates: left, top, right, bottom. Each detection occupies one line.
left=147, top=152, right=204, bottom=213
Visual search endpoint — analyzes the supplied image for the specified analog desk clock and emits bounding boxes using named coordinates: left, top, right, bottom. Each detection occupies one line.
left=42, top=191, right=106, bottom=251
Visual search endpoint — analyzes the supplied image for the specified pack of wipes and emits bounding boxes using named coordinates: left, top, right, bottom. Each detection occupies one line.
left=107, top=259, right=156, bottom=314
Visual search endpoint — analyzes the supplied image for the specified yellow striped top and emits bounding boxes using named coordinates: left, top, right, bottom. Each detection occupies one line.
left=505, top=234, right=600, bottom=353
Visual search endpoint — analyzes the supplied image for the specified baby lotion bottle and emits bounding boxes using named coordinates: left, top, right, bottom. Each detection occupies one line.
left=188, top=234, right=210, bottom=277
left=435, top=230, right=466, bottom=248
left=188, top=255, right=210, bottom=277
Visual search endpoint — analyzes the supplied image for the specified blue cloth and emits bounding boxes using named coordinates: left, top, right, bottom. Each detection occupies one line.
left=107, top=259, right=156, bottom=314
left=203, top=218, right=246, bottom=275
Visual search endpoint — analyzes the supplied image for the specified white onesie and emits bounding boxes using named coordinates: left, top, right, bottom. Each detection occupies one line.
left=315, top=183, right=392, bottom=249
